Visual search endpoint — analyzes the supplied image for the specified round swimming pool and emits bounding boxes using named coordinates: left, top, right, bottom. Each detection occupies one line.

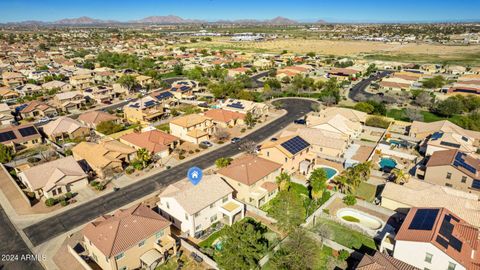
left=337, top=208, right=383, bottom=231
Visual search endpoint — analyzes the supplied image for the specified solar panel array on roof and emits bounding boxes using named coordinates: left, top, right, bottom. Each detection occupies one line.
left=18, top=126, right=38, bottom=137
left=144, top=100, right=157, bottom=108
left=440, top=141, right=461, bottom=148
left=408, top=209, right=439, bottom=230
left=280, top=136, right=310, bottom=155
left=179, top=86, right=190, bottom=91
left=453, top=152, right=477, bottom=174
left=155, top=92, right=173, bottom=100
left=436, top=214, right=463, bottom=252
left=227, top=102, right=245, bottom=109
left=431, top=132, right=443, bottom=140
left=0, top=131, right=16, bottom=143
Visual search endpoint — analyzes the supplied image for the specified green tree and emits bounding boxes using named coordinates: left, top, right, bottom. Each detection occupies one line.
left=173, top=64, right=184, bottom=75
left=435, top=97, right=464, bottom=117
left=136, top=148, right=152, bottom=169
left=118, top=75, right=138, bottom=93
left=276, top=172, right=291, bottom=191
left=269, top=191, right=306, bottom=232
left=392, top=168, right=410, bottom=184
left=0, top=145, right=13, bottom=163
left=215, top=157, right=232, bottom=168
left=216, top=219, right=268, bottom=270
left=244, top=112, right=256, bottom=128
left=269, top=229, right=317, bottom=270
left=422, top=75, right=446, bottom=89
left=354, top=102, right=375, bottom=114
left=308, top=168, right=328, bottom=200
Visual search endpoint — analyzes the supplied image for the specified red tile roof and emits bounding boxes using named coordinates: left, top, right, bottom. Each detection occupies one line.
left=120, top=130, right=179, bottom=154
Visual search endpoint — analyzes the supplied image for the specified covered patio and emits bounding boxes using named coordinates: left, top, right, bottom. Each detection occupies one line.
left=219, top=199, right=245, bottom=225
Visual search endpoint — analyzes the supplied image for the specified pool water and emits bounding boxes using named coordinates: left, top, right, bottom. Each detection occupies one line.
left=379, top=157, right=397, bottom=169
left=322, top=167, right=337, bottom=180
left=214, top=240, right=223, bottom=251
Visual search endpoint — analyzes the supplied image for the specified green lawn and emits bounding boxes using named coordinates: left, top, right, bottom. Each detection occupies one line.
left=198, top=228, right=224, bottom=249
left=355, top=182, right=377, bottom=202
left=156, top=123, right=170, bottom=132
left=314, top=218, right=376, bottom=250
left=387, top=108, right=466, bottom=124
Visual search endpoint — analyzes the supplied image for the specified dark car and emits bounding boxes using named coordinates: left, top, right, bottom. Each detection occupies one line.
left=293, top=119, right=306, bottom=125
left=231, top=137, right=241, bottom=144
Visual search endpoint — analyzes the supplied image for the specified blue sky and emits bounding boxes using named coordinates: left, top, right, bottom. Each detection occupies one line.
left=0, top=0, right=479, bottom=23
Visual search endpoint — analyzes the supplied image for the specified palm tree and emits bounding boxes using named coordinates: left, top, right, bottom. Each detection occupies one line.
left=308, top=168, right=328, bottom=200
left=276, top=172, right=291, bottom=192
left=136, top=148, right=151, bottom=169
left=334, top=175, right=354, bottom=194
left=392, top=168, right=409, bottom=185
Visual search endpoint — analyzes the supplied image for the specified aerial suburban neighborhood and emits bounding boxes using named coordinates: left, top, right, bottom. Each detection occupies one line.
left=1, top=1, right=480, bottom=270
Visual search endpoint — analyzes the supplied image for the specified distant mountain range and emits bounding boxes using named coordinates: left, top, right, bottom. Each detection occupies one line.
left=3, top=15, right=326, bottom=26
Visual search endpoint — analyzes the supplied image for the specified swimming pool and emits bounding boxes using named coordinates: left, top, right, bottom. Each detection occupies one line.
left=322, top=167, right=338, bottom=180
left=379, top=157, right=397, bottom=170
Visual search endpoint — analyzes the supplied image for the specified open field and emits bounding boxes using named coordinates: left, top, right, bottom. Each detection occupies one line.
left=181, top=37, right=480, bottom=65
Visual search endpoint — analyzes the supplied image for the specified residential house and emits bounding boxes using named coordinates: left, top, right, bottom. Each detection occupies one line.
left=53, top=91, right=86, bottom=113
left=422, top=131, right=478, bottom=156
left=78, top=111, right=121, bottom=129
left=320, top=107, right=367, bottom=124
left=70, top=74, right=93, bottom=90
left=16, top=83, right=42, bottom=96
left=307, top=113, right=362, bottom=139
left=169, top=114, right=215, bottom=144
left=83, top=204, right=176, bottom=270
left=42, top=80, right=72, bottom=92
left=157, top=175, right=244, bottom=238
left=83, top=86, right=119, bottom=104
left=124, top=96, right=165, bottom=124
left=227, top=67, right=250, bottom=78
left=393, top=207, right=480, bottom=270
left=120, top=130, right=179, bottom=159
left=0, top=87, right=20, bottom=100
left=19, top=100, right=57, bottom=120
left=220, top=99, right=269, bottom=118
left=424, top=149, right=480, bottom=194
left=18, top=156, right=88, bottom=199
left=169, top=80, right=200, bottom=100
left=203, top=109, right=245, bottom=128
left=2, top=71, right=25, bottom=87
left=135, top=75, right=153, bottom=87
left=410, top=120, right=480, bottom=141
left=218, top=154, right=282, bottom=208
left=381, top=179, right=480, bottom=228
left=42, top=117, right=90, bottom=143
left=357, top=252, right=419, bottom=270
left=0, top=103, right=14, bottom=126
left=281, top=127, right=349, bottom=158
left=0, top=124, right=42, bottom=152
left=259, top=135, right=315, bottom=174
left=72, top=139, right=136, bottom=179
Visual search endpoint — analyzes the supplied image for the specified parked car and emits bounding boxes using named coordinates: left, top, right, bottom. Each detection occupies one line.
left=200, top=141, right=213, bottom=148
left=36, top=117, right=51, bottom=124
left=255, top=145, right=262, bottom=154
left=190, top=252, right=203, bottom=263
left=231, top=137, right=241, bottom=144
left=293, top=119, right=306, bottom=125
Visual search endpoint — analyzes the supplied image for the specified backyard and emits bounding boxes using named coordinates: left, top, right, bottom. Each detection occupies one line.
left=312, top=217, right=376, bottom=250
left=155, top=250, right=206, bottom=270
left=386, top=108, right=465, bottom=123
left=355, top=182, right=377, bottom=202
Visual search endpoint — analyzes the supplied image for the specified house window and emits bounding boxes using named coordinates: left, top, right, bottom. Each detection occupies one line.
left=222, top=197, right=228, bottom=203
left=185, top=213, right=189, bottom=220
left=114, top=252, right=124, bottom=261
left=166, top=202, right=170, bottom=209
left=138, top=240, right=145, bottom=247
left=284, top=157, right=288, bottom=162
left=194, top=212, right=200, bottom=218
left=210, top=215, right=217, bottom=223
left=155, top=230, right=164, bottom=239
left=448, top=262, right=456, bottom=270
left=446, top=172, right=452, bottom=179
left=195, top=224, right=201, bottom=231
left=52, top=189, right=57, bottom=196
left=461, top=176, right=467, bottom=183
left=267, top=152, right=269, bottom=157
left=424, top=252, right=432, bottom=263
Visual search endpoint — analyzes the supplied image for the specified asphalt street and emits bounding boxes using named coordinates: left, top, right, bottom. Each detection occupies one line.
left=23, top=98, right=315, bottom=247
left=348, top=71, right=391, bottom=101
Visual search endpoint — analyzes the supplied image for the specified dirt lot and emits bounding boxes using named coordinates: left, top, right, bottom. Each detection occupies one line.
left=183, top=37, right=480, bottom=64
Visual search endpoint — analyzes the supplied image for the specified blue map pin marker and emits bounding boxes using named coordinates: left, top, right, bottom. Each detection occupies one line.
left=187, top=167, right=203, bottom=185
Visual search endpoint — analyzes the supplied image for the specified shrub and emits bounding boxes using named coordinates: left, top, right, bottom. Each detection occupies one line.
left=125, top=167, right=135, bottom=175
left=95, top=184, right=105, bottom=191
left=27, top=157, right=41, bottom=164
left=199, top=144, right=208, bottom=149
left=343, top=195, right=357, bottom=206
left=90, top=181, right=99, bottom=187
left=188, top=150, right=194, bottom=154
left=65, top=192, right=74, bottom=199
left=217, top=140, right=224, bottom=144
left=338, top=249, right=350, bottom=261
left=365, top=116, right=391, bottom=129
left=179, top=155, right=185, bottom=160
left=240, top=128, right=246, bottom=133
left=60, top=200, right=69, bottom=207
left=195, top=149, right=200, bottom=153
left=45, top=198, right=56, bottom=207
left=133, top=161, right=143, bottom=170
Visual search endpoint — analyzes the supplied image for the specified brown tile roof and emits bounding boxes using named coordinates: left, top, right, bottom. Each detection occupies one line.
left=426, top=149, right=480, bottom=179
left=217, top=154, right=282, bottom=186
left=42, top=117, right=86, bottom=137
left=0, top=124, right=41, bottom=145
left=120, top=130, right=179, bottom=154
left=357, top=251, right=419, bottom=270
left=169, top=114, right=211, bottom=128
left=83, top=204, right=170, bottom=258
left=78, top=111, right=119, bottom=125
left=204, top=109, right=245, bottom=123
left=20, top=100, right=54, bottom=114
left=396, top=207, right=480, bottom=270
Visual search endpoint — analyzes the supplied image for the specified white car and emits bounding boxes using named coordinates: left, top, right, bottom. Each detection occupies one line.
left=37, top=117, right=51, bottom=124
